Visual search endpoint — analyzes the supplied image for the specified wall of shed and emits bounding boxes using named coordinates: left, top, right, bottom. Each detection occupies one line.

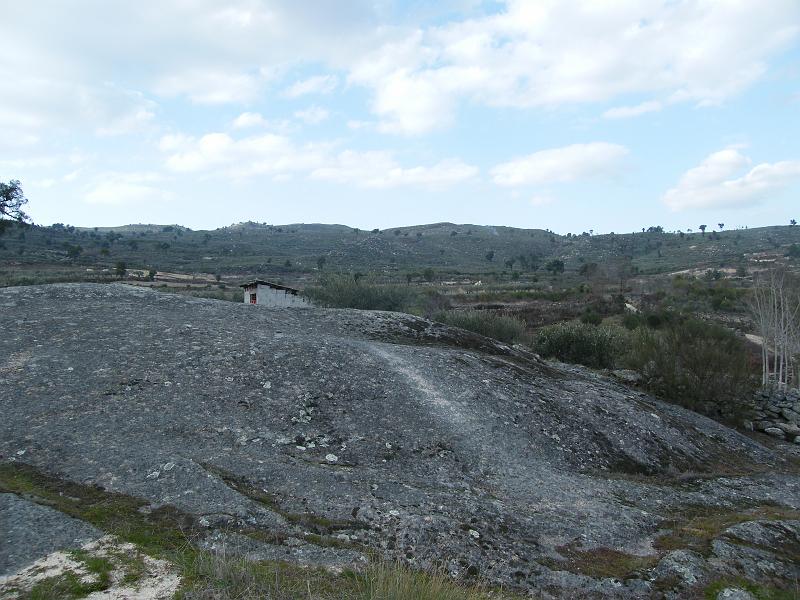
left=243, top=284, right=311, bottom=307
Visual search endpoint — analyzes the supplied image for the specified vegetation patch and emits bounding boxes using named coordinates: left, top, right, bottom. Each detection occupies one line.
left=434, top=310, right=528, bottom=344
left=16, top=570, right=107, bottom=600
left=305, top=275, right=416, bottom=312
left=533, top=321, right=628, bottom=369
left=1, top=461, right=522, bottom=600
left=625, top=317, right=756, bottom=420
left=539, top=545, right=658, bottom=580
left=703, top=577, right=799, bottom=600
left=654, top=504, right=800, bottom=556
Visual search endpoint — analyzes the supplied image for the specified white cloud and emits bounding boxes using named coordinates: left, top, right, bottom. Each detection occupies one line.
left=84, top=173, right=172, bottom=206
left=603, top=100, right=663, bottom=120
left=158, top=133, right=193, bottom=152
left=346, top=120, right=372, bottom=130
left=160, top=130, right=476, bottom=188
left=4, top=1, right=797, bottom=141
left=232, top=112, right=269, bottom=129
left=529, top=194, right=554, bottom=207
left=349, top=0, right=800, bottom=133
left=284, top=75, right=338, bottom=98
left=311, top=152, right=477, bottom=188
left=0, top=72, right=155, bottom=141
left=154, top=69, right=264, bottom=104
left=294, top=106, right=330, bottom=124
left=491, top=143, right=629, bottom=187
left=663, top=148, right=800, bottom=210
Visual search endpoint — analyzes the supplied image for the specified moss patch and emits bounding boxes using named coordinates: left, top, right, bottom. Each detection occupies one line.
left=19, top=570, right=107, bottom=600
left=540, top=545, right=658, bottom=580
left=0, top=461, right=198, bottom=559
left=655, top=504, right=800, bottom=556
left=703, top=577, right=800, bottom=600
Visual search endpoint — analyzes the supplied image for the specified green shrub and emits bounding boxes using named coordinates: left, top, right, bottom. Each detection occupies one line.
left=580, top=310, right=603, bottom=325
left=533, top=322, right=628, bottom=369
left=622, top=313, right=641, bottom=330
left=434, top=310, right=527, bottom=344
left=625, top=318, right=755, bottom=419
left=304, top=275, right=414, bottom=312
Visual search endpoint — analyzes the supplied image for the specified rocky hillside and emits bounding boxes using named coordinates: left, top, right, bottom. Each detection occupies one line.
left=1, top=284, right=799, bottom=598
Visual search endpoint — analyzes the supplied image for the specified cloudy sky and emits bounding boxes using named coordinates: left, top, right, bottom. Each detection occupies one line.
left=2, top=1, right=799, bottom=233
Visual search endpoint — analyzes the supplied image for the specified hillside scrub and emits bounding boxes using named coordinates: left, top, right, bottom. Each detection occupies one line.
left=434, top=310, right=527, bottom=344
left=625, top=318, right=756, bottom=420
left=304, top=275, right=415, bottom=312
left=533, top=322, right=628, bottom=369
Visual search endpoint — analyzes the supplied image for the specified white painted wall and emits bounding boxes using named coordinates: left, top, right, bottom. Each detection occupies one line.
left=243, top=284, right=311, bottom=307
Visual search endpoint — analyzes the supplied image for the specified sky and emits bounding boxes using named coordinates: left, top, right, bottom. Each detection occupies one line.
left=1, top=0, right=799, bottom=234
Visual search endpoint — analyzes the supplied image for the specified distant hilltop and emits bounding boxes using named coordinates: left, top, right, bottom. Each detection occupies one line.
left=3, top=220, right=798, bottom=280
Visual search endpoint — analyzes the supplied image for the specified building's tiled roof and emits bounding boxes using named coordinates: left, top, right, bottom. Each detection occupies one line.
left=239, top=280, right=300, bottom=294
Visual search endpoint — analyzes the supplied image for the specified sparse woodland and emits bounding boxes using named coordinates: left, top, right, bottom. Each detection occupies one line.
left=750, top=268, right=800, bottom=388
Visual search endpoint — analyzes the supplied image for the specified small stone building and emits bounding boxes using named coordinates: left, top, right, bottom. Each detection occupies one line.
left=240, top=280, right=311, bottom=307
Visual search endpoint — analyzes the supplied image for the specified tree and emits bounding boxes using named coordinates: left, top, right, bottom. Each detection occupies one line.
left=65, top=244, right=82, bottom=259
left=718, top=223, right=724, bottom=231
left=422, top=267, right=435, bottom=282
left=545, top=259, right=565, bottom=275
left=316, top=256, right=327, bottom=270
left=485, top=250, right=495, bottom=262
left=699, top=224, right=707, bottom=236
left=750, top=268, right=800, bottom=388
left=114, top=261, right=127, bottom=279
left=0, top=179, right=31, bottom=235
left=791, top=219, right=797, bottom=226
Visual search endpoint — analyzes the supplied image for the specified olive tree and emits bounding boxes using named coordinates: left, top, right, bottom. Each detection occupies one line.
left=0, top=179, right=30, bottom=235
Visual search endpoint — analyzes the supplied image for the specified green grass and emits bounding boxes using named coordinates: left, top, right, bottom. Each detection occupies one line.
left=21, top=570, right=107, bottom=600
left=434, top=310, right=528, bottom=344
left=305, top=275, right=416, bottom=311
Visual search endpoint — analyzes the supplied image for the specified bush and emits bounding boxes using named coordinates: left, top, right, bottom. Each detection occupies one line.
left=434, top=310, right=527, bottom=344
left=304, top=275, right=414, bottom=312
left=621, top=313, right=641, bottom=330
left=419, top=289, right=451, bottom=317
left=625, top=318, right=755, bottom=419
left=580, top=310, right=603, bottom=325
left=533, top=322, right=628, bottom=369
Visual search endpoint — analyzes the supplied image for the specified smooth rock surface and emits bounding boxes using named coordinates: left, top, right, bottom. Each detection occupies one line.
left=1, top=284, right=799, bottom=597
left=0, top=493, right=102, bottom=575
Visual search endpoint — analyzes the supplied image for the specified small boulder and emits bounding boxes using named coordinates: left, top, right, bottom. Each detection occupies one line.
left=651, top=549, right=706, bottom=586
left=776, top=422, right=800, bottom=436
left=717, top=589, right=756, bottom=600
left=763, top=427, right=786, bottom=439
